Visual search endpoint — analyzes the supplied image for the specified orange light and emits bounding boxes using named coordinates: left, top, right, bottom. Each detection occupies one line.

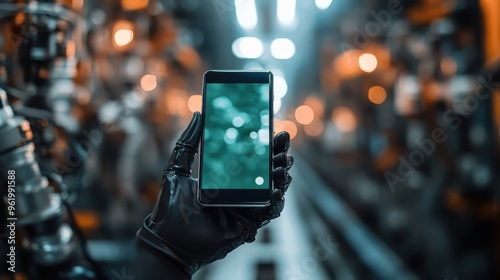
left=274, top=119, right=285, bottom=133
left=440, top=57, right=457, bottom=76
left=167, top=91, right=188, bottom=115
left=188, top=95, right=202, bottom=113
left=368, top=86, right=387, bottom=104
left=332, top=107, right=357, bottom=133
left=304, top=96, right=324, bottom=118
left=140, top=74, right=157, bottom=91
left=66, top=40, right=76, bottom=58
left=113, top=21, right=134, bottom=47
left=480, top=0, right=500, bottom=63
left=304, top=118, right=324, bottom=137
left=74, top=210, right=100, bottom=233
left=72, top=0, right=84, bottom=11
left=295, top=105, right=314, bottom=125
left=282, top=120, right=298, bottom=139
left=359, top=53, right=377, bottom=73
left=333, top=49, right=362, bottom=79
left=14, top=12, right=25, bottom=25
left=122, top=0, right=149, bottom=10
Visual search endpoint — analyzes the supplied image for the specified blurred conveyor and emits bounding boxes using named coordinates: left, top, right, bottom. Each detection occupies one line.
left=194, top=152, right=420, bottom=280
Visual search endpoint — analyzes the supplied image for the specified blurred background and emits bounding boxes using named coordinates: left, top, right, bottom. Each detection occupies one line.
left=0, top=0, right=499, bottom=279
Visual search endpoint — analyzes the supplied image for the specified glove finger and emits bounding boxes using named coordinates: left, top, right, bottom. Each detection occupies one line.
left=269, top=189, right=285, bottom=217
left=250, top=189, right=285, bottom=228
left=274, top=131, right=290, bottom=155
left=166, top=112, right=202, bottom=175
left=273, top=153, right=294, bottom=170
left=273, top=167, right=292, bottom=194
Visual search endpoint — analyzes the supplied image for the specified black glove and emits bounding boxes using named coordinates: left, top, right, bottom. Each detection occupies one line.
left=136, top=112, right=293, bottom=279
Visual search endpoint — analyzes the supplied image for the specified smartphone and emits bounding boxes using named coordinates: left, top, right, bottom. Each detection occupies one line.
left=197, top=70, right=274, bottom=207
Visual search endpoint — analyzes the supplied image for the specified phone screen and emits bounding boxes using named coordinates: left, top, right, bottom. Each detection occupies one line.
left=199, top=71, right=273, bottom=206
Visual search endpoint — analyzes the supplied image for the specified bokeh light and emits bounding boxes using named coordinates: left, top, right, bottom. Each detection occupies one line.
left=231, top=37, right=263, bottom=59
left=226, top=128, right=238, bottom=139
left=273, top=98, right=282, bottom=114
left=295, top=105, right=314, bottom=125
left=232, top=116, right=245, bottom=127
left=274, top=119, right=285, bottom=133
left=188, top=95, right=202, bottom=113
left=368, top=86, right=387, bottom=104
left=333, top=49, right=362, bottom=78
left=166, top=89, right=188, bottom=115
left=255, top=176, right=264, bottom=185
left=282, top=120, right=298, bottom=139
left=277, top=0, right=296, bottom=26
left=140, top=74, right=157, bottom=91
left=274, top=75, right=288, bottom=99
left=441, top=56, right=457, bottom=76
left=260, top=111, right=270, bottom=127
left=304, top=96, right=324, bottom=118
left=359, top=53, right=378, bottom=73
left=315, top=0, right=332, bottom=9
left=121, top=0, right=148, bottom=10
left=224, top=128, right=238, bottom=144
left=271, top=38, right=295, bottom=59
left=258, top=128, right=270, bottom=144
left=235, top=0, right=257, bottom=30
left=332, top=107, right=357, bottom=133
left=113, top=20, right=134, bottom=47
left=304, top=118, right=324, bottom=137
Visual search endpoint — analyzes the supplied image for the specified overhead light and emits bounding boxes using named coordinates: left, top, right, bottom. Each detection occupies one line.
left=273, top=98, right=282, bottom=114
left=274, top=75, right=288, bottom=98
left=231, top=37, right=263, bottom=59
left=235, top=0, right=257, bottom=30
left=271, top=38, right=295, bottom=59
left=277, top=0, right=296, bottom=26
left=315, top=0, right=332, bottom=10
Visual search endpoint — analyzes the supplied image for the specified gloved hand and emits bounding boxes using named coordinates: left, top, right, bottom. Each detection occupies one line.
left=136, top=112, right=293, bottom=279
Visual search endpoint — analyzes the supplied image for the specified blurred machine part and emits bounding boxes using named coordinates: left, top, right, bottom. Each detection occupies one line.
left=0, top=90, right=99, bottom=279
left=0, top=1, right=105, bottom=279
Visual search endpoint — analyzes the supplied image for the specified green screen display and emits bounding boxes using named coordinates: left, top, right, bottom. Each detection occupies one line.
left=201, top=83, right=271, bottom=189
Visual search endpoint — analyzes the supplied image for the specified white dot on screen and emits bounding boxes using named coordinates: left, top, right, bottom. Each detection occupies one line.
left=250, top=131, right=258, bottom=139
left=261, top=114, right=269, bottom=127
left=255, top=145, right=265, bottom=155
left=255, top=177, right=264, bottom=185
left=226, top=128, right=238, bottom=139
left=232, top=116, right=244, bottom=127
left=258, top=129, right=269, bottom=145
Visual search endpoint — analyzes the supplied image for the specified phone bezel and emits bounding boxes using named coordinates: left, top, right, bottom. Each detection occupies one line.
left=197, top=70, right=274, bottom=207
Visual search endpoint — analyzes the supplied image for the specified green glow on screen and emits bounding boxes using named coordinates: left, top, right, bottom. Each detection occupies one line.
left=202, top=83, right=270, bottom=189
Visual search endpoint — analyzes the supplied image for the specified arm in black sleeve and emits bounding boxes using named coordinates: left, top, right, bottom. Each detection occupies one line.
left=133, top=242, right=190, bottom=280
